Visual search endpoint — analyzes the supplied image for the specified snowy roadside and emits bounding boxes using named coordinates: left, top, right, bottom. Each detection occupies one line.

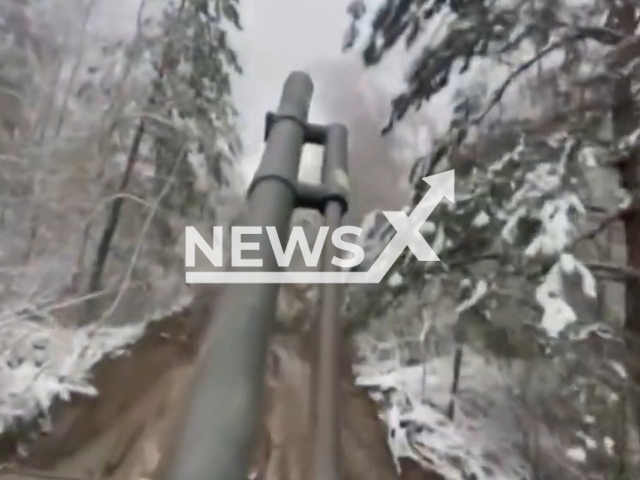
left=0, top=290, right=192, bottom=436
left=354, top=351, right=531, bottom=480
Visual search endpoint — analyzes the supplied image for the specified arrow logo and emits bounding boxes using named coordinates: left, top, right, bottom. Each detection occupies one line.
left=185, top=170, right=454, bottom=284
left=355, top=169, right=454, bottom=283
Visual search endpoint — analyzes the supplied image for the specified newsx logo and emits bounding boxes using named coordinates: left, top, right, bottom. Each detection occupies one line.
left=184, top=170, right=454, bottom=284
left=185, top=224, right=365, bottom=270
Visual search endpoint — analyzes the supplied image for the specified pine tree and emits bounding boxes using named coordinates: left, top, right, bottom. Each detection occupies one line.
left=147, top=0, right=242, bottom=244
left=86, top=0, right=244, bottom=308
left=347, top=0, right=640, bottom=476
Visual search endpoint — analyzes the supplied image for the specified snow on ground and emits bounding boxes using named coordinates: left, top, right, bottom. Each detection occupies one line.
left=0, top=321, right=143, bottom=433
left=0, top=3, right=567, bottom=479
left=0, top=291, right=192, bottom=434
left=354, top=344, right=532, bottom=480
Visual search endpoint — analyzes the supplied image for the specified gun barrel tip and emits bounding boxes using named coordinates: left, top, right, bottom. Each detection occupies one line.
left=286, top=71, right=314, bottom=90
left=289, top=70, right=312, bottom=80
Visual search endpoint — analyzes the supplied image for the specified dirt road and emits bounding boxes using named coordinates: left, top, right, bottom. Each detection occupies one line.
left=0, top=284, right=421, bottom=480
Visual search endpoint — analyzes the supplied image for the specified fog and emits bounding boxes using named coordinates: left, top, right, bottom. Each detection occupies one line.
left=98, top=0, right=413, bottom=222
left=233, top=0, right=351, bottom=146
left=234, top=1, right=414, bottom=222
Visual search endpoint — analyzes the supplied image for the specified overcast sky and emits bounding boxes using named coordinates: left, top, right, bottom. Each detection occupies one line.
left=101, top=0, right=417, bottom=220
left=233, top=0, right=352, bottom=148
left=231, top=0, right=417, bottom=220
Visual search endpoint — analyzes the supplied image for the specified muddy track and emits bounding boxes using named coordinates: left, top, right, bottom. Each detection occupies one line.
left=0, top=286, right=217, bottom=479
left=0, top=286, right=441, bottom=480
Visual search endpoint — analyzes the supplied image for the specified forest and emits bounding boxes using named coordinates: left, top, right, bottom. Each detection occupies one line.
left=0, top=0, right=637, bottom=479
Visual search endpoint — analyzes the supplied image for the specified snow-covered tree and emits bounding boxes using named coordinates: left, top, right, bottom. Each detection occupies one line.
left=0, top=0, right=246, bottom=465
left=82, top=0, right=245, bottom=304
left=147, top=0, right=242, bottom=227
left=346, top=0, right=640, bottom=478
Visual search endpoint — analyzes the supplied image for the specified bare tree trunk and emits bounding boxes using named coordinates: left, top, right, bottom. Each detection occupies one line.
left=609, top=0, right=640, bottom=440
left=447, top=345, right=463, bottom=420
left=84, top=121, right=145, bottom=319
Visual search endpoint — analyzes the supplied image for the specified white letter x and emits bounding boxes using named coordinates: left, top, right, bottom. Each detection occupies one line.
left=383, top=210, right=439, bottom=261
left=382, top=179, right=448, bottom=262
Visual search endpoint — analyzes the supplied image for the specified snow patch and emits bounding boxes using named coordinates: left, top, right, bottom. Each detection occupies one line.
left=534, top=253, right=597, bottom=337
left=536, top=266, right=576, bottom=337
left=0, top=322, right=142, bottom=433
left=565, top=446, right=586, bottom=463
left=472, top=211, right=490, bottom=227
left=354, top=350, right=530, bottom=480
left=387, top=272, right=404, bottom=287
left=456, top=280, right=488, bottom=313
left=559, top=253, right=596, bottom=298
left=524, top=194, right=584, bottom=258
left=0, top=292, right=192, bottom=434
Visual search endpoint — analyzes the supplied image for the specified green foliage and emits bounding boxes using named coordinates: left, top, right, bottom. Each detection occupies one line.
left=349, top=0, right=639, bottom=475
left=149, top=0, right=242, bottom=224
left=347, top=0, right=615, bottom=131
left=347, top=0, right=633, bottom=343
